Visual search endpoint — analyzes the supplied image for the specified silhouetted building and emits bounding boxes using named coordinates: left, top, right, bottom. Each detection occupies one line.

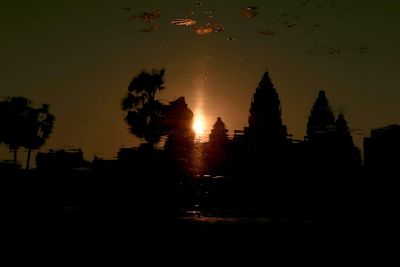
left=306, top=90, right=336, bottom=143
left=36, top=149, right=89, bottom=171
left=246, top=71, right=288, bottom=146
left=237, top=71, right=291, bottom=171
left=118, top=147, right=144, bottom=161
left=204, top=117, right=231, bottom=175
left=164, top=97, right=195, bottom=163
left=209, top=117, right=229, bottom=145
left=363, top=125, right=400, bottom=225
left=0, top=160, right=20, bottom=173
left=117, top=146, right=179, bottom=173
left=228, top=71, right=296, bottom=212
left=305, top=91, right=361, bottom=170
left=232, top=71, right=290, bottom=151
left=91, top=157, right=120, bottom=177
left=364, top=125, right=400, bottom=171
left=334, top=114, right=361, bottom=169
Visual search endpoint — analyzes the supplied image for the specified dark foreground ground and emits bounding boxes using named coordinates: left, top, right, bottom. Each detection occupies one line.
left=11, top=204, right=391, bottom=255
left=8, top=203, right=399, bottom=263
left=4, top=169, right=399, bottom=257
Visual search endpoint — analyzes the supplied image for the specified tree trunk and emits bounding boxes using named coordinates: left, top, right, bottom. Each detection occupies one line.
left=13, top=148, right=18, bottom=165
left=26, top=149, right=32, bottom=170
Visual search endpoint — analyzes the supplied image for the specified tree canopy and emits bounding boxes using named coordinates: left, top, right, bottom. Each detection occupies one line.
left=0, top=97, right=54, bottom=167
left=122, top=69, right=168, bottom=147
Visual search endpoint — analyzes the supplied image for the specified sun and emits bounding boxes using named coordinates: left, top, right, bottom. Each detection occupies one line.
left=193, top=116, right=206, bottom=136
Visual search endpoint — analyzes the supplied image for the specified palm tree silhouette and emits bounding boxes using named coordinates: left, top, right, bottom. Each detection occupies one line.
left=122, top=69, right=167, bottom=148
left=23, top=104, right=55, bottom=169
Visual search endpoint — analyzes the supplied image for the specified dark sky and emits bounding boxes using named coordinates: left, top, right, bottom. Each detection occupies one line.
left=1, top=0, right=399, bottom=161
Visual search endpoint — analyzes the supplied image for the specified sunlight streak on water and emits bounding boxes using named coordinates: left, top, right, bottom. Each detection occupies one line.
left=193, top=112, right=206, bottom=137
left=192, top=63, right=209, bottom=142
left=191, top=140, right=204, bottom=176
left=190, top=63, right=209, bottom=176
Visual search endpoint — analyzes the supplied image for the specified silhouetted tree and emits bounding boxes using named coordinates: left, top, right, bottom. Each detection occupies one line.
left=306, top=90, right=336, bottom=143
left=0, top=97, right=30, bottom=164
left=164, top=97, right=195, bottom=160
left=247, top=71, right=288, bottom=145
left=23, top=104, right=55, bottom=169
left=122, top=69, right=168, bottom=148
left=0, top=97, right=54, bottom=167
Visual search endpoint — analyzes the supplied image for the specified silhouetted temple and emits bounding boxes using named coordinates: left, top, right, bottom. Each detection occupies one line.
left=246, top=71, right=288, bottom=146
left=6, top=67, right=400, bottom=251
left=232, top=71, right=290, bottom=154
left=204, top=117, right=231, bottom=175
left=164, top=97, right=195, bottom=162
left=306, top=90, right=336, bottom=143
left=229, top=71, right=296, bottom=211
left=305, top=91, right=361, bottom=171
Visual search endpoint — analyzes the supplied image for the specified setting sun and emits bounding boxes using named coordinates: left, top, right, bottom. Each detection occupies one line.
left=193, top=116, right=206, bottom=136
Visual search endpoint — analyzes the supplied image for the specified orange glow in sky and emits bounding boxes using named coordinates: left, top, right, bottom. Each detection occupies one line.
left=1, top=1, right=399, bottom=162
